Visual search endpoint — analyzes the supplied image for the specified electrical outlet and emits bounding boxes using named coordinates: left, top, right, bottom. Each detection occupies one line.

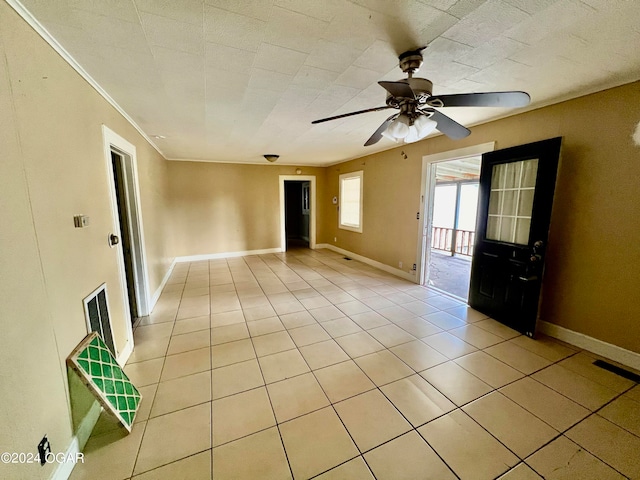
left=37, top=435, right=51, bottom=466
left=412, top=264, right=417, bottom=271
left=398, top=261, right=403, bottom=268
left=334, top=237, right=337, bottom=242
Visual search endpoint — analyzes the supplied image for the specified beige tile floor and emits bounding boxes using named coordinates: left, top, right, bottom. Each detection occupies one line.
left=70, top=248, right=640, bottom=480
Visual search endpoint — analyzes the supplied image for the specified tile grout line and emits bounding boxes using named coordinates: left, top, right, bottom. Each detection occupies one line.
left=123, top=249, right=634, bottom=479
left=278, top=252, right=470, bottom=478
left=272, top=253, right=617, bottom=478
left=266, top=252, right=378, bottom=479
left=232, top=255, right=297, bottom=480
left=278, top=250, right=528, bottom=477
left=260, top=253, right=375, bottom=478
left=128, top=261, right=197, bottom=478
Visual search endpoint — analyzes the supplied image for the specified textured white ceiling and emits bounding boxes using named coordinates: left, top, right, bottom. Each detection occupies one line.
left=15, top=0, right=640, bottom=165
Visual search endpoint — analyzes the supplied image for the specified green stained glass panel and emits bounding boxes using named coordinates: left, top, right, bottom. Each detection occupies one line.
left=90, top=362, right=102, bottom=377
left=100, top=349, right=111, bottom=363
left=67, top=332, right=142, bottom=432
left=115, top=380, right=125, bottom=395
left=104, top=378, right=115, bottom=394
left=89, top=345, right=100, bottom=361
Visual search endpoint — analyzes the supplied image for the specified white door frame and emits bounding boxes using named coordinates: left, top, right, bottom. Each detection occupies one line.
left=279, top=175, right=317, bottom=251
left=102, top=126, right=151, bottom=360
left=416, top=142, right=495, bottom=286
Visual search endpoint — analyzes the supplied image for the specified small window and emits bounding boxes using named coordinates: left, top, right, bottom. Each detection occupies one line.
left=339, top=171, right=363, bottom=233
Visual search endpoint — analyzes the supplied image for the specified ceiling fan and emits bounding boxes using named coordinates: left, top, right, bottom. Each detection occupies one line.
left=311, top=47, right=530, bottom=146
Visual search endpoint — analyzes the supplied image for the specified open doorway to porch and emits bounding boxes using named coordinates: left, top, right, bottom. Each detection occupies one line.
left=427, top=157, right=481, bottom=299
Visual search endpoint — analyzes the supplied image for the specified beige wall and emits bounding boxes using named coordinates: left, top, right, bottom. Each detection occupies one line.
left=0, top=16, right=72, bottom=479
left=322, top=81, right=640, bottom=354
left=322, top=156, right=423, bottom=271
left=0, top=4, right=171, bottom=478
left=167, top=161, right=326, bottom=257
left=134, top=141, right=173, bottom=298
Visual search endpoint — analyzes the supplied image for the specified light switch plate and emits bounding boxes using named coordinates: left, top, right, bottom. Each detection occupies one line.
left=73, top=215, right=90, bottom=228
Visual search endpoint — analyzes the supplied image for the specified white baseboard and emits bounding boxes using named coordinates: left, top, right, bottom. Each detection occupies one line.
left=316, top=244, right=417, bottom=283
left=175, top=247, right=282, bottom=263
left=117, top=338, right=133, bottom=366
left=150, top=258, right=177, bottom=311
left=51, top=401, right=101, bottom=480
left=74, top=402, right=102, bottom=452
left=50, top=436, right=78, bottom=480
left=538, top=320, right=640, bottom=371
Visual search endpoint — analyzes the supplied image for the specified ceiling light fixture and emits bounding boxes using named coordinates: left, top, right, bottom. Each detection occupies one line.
left=382, top=114, right=437, bottom=143
left=264, top=154, right=280, bottom=162
left=151, top=135, right=166, bottom=139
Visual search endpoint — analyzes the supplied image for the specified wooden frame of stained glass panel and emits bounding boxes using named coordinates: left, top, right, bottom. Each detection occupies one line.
left=67, top=332, right=141, bottom=432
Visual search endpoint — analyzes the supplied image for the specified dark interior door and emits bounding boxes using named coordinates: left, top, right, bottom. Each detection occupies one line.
left=284, top=181, right=309, bottom=249
left=469, top=137, right=562, bottom=337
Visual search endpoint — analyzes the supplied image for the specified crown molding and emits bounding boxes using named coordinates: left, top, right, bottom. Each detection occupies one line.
left=6, top=0, right=166, bottom=159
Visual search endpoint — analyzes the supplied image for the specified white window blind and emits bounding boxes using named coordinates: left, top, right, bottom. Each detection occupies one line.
left=339, top=171, right=363, bottom=232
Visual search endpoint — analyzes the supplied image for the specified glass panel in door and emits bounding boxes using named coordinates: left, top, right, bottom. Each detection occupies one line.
left=486, top=158, right=538, bottom=245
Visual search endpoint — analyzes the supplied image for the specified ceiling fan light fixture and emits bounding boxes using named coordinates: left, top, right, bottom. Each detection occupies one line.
left=400, top=115, right=438, bottom=143
left=404, top=125, right=420, bottom=143
left=263, top=154, right=280, bottom=162
left=386, top=115, right=410, bottom=139
left=414, top=115, right=438, bottom=137
left=381, top=130, right=399, bottom=142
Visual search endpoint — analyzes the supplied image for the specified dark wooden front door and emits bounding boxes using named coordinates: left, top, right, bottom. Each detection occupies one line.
left=469, top=137, right=562, bottom=337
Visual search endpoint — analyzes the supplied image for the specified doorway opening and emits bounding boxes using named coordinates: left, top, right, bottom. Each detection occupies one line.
left=424, top=156, right=481, bottom=300
left=102, top=127, right=150, bottom=325
left=111, top=150, right=139, bottom=322
left=279, top=175, right=316, bottom=252
left=284, top=180, right=310, bottom=250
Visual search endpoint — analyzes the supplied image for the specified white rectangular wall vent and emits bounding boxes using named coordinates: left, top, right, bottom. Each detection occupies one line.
left=83, top=283, right=116, bottom=356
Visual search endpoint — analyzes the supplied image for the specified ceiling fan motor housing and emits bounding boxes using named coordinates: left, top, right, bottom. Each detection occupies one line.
left=385, top=77, right=433, bottom=107
left=398, top=48, right=425, bottom=74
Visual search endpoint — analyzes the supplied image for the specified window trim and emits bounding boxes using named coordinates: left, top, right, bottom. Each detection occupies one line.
left=339, top=170, right=364, bottom=233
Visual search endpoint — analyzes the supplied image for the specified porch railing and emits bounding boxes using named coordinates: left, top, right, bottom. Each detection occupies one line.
left=432, top=227, right=475, bottom=256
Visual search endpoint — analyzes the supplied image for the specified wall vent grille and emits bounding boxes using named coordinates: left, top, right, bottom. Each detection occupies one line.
left=83, top=284, right=116, bottom=356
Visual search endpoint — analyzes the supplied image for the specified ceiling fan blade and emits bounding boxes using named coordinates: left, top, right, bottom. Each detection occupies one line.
left=428, top=91, right=530, bottom=108
left=311, top=106, right=391, bottom=124
left=429, top=109, right=471, bottom=140
left=364, top=114, right=398, bottom=146
left=378, top=81, right=415, bottom=99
